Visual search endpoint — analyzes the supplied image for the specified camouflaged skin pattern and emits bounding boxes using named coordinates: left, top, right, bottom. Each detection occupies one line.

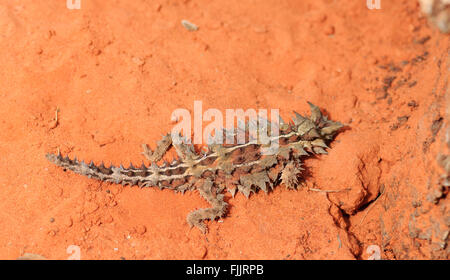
left=46, top=102, right=343, bottom=232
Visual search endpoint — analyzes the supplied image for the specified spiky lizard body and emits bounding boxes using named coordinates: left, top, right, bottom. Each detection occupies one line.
left=46, top=103, right=343, bottom=232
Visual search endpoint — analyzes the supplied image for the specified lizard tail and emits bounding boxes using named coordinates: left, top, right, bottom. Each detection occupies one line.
left=46, top=152, right=153, bottom=187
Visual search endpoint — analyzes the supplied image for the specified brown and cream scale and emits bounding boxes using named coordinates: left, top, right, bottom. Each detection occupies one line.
left=46, top=102, right=343, bottom=232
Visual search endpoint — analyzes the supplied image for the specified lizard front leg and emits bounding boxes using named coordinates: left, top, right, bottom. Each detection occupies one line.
left=142, top=133, right=172, bottom=163
left=187, top=179, right=228, bottom=233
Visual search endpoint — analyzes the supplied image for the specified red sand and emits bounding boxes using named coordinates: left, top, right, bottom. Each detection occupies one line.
left=0, top=0, right=448, bottom=259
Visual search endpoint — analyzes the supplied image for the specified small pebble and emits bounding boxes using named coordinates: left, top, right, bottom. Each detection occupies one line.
left=65, top=217, right=73, bottom=228
left=135, top=225, right=147, bottom=235
left=324, top=25, right=335, bottom=36
left=181, top=20, right=198, bottom=31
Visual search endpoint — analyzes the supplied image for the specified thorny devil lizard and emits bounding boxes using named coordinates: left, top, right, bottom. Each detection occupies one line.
left=46, top=102, right=343, bottom=232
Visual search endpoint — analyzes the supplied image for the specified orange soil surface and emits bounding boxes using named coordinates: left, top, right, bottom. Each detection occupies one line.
left=0, top=0, right=448, bottom=260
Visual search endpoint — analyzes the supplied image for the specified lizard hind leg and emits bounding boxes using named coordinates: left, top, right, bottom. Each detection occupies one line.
left=187, top=179, right=228, bottom=233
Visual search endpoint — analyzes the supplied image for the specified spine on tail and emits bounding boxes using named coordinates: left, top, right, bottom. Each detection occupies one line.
left=45, top=153, right=155, bottom=187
